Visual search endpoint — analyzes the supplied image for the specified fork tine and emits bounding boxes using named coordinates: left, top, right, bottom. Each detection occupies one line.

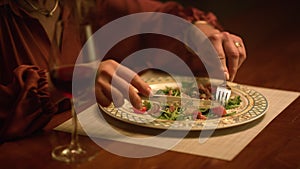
left=216, top=86, right=231, bottom=106
left=224, top=90, right=231, bottom=102
left=215, top=88, right=221, bottom=102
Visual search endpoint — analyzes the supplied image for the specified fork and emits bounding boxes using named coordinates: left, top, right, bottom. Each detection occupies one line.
left=215, top=81, right=231, bottom=106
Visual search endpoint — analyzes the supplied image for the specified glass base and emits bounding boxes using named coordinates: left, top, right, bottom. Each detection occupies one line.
left=51, top=144, right=97, bottom=163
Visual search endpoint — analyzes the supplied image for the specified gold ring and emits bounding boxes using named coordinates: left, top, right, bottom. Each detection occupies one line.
left=234, top=42, right=242, bottom=48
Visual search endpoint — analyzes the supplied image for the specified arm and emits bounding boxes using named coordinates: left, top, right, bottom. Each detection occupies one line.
left=98, top=0, right=246, bottom=81
left=97, top=0, right=222, bottom=29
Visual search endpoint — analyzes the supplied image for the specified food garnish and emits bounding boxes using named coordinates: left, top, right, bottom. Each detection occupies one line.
left=134, top=85, right=242, bottom=121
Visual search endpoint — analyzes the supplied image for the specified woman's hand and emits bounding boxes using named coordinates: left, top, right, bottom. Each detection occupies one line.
left=195, top=22, right=247, bottom=81
left=95, top=60, right=152, bottom=109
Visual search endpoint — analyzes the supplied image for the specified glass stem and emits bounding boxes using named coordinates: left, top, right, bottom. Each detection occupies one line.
left=69, top=99, right=81, bottom=150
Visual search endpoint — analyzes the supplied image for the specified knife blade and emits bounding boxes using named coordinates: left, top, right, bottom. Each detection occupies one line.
left=140, top=95, right=221, bottom=108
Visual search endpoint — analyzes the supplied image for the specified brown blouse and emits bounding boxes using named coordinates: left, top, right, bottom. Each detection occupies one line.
left=0, top=0, right=221, bottom=141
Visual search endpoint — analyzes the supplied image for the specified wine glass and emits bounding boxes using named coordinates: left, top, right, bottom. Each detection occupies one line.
left=49, top=1, right=98, bottom=163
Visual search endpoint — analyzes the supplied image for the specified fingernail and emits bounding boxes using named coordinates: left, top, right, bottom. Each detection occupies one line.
left=224, top=72, right=230, bottom=80
left=147, top=87, right=153, bottom=97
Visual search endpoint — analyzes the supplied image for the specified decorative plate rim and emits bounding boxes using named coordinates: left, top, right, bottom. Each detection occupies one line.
left=99, top=76, right=269, bottom=131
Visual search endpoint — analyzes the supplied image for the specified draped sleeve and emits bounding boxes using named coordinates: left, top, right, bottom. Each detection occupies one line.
left=95, top=0, right=220, bottom=75
left=0, top=65, right=58, bottom=142
left=94, top=0, right=222, bottom=30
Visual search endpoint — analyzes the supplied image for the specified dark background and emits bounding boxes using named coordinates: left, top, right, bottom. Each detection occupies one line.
left=161, top=0, right=300, bottom=91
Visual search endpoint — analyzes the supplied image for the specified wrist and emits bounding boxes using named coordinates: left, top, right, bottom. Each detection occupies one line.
left=192, top=20, right=209, bottom=25
left=193, top=20, right=220, bottom=36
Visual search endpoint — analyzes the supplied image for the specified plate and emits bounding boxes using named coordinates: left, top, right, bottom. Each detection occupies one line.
left=99, top=76, right=268, bottom=130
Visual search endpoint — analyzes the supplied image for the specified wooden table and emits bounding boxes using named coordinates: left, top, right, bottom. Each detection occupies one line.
left=1, top=1, right=299, bottom=169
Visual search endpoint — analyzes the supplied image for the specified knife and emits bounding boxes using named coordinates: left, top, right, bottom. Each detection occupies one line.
left=140, top=95, right=221, bottom=108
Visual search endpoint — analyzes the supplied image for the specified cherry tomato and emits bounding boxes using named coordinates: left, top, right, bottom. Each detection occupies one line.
left=211, top=106, right=227, bottom=117
left=169, top=105, right=175, bottom=112
left=195, top=111, right=207, bottom=120
left=133, top=106, right=147, bottom=114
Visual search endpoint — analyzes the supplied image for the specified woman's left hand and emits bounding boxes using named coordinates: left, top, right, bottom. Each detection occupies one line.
left=95, top=60, right=152, bottom=109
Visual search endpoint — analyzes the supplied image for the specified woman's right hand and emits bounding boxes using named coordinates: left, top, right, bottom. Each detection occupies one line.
left=95, top=60, right=152, bottom=109
left=194, top=22, right=247, bottom=81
